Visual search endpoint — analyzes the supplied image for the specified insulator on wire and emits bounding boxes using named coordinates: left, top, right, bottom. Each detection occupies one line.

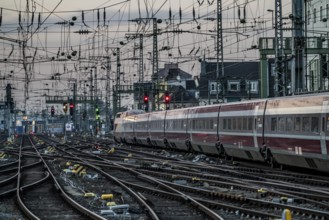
left=74, top=30, right=92, bottom=34
left=38, top=12, right=41, bottom=28
left=207, top=0, right=214, bottom=5
left=0, top=8, right=3, bottom=27
left=169, top=7, right=172, bottom=23
left=19, top=11, right=23, bottom=29
left=30, top=12, right=34, bottom=25
left=197, top=0, right=204, bottom=6
left=179, top=6, right=182, bottom=23
left=97, top=9, right=100, bottom=27
left=82, top=10, right=90, bottom=28
left=55, top=21, right=68, bottom=25
left=193, top=7, right=196, bottom=22
left=103, top=8, right=106, bottom=26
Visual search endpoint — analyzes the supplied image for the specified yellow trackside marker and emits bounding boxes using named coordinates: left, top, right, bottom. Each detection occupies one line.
left=282, top=209, right=292, bottom=220
left=106, top=202, right=116, bottom=206
left=101, top=194, right=114, bottom=200
left=84, top=193, right=95, bottom=197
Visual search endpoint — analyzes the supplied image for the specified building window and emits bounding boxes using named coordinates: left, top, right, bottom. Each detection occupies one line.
left=247, top=80, right=259, bottom=93
left=211, top=83, right=216, bottom=91
left=228, top=81, right=240, bottom=92
left=209, top=81, right=220, bottom=95
left=314, top=8, right=317, bottom=23
left=320, top=6, right=323, bottom=21
left=307, top=10, right=311, bottom=25
left=327, top=4, right=329, bottom=20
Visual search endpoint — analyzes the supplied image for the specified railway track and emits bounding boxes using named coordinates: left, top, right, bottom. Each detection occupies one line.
left=2, top=134, right=329, bottom=219
left=0, top=135, right=106, bottom=219
left=96, top=138, right=329, bottom=218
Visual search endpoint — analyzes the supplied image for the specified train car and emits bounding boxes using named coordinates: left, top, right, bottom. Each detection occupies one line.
left=218, top=99, right=267, bottom=162
left=113, top=112, right=124, bottom=143
left=113, top=110, right=144, bottom=144
left=114, top=93, right=329, bottom=172
left=260, top=94, right=329, bottom=171
left=147, top=110, right=166, bottom=148
left=164, top=108, right=190, bottom=150
left=187, top=105, right=220, bottom=154
left=134, top=112, right=150, bottom=146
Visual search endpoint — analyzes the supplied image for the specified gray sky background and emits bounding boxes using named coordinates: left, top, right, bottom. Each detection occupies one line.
left=0, top=0, right=292, bottom=113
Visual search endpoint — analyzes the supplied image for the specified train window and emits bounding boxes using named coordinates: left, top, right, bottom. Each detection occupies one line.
left=223, top=119, right=227, bottom=130
left=248, top=118, right=253, bottom=130
left=286, top=117, right=293, bottom=131
left=195, top=119, right=199, bottom=129
left=232, top=118, right=236, bottom=130
left=243, top=118, right=247, bottom=130
left=209, top=119, right=214, bottom=130
left=311, top=117, right=319, bottom=133
left=202, top=120, right=206, bottom=129
left=295, top=117, right=301, bottom=131
left=302, top=117, right=310, bottom=132
left=237, top=118, right=242, bottom=130
left=278, top=117, right=285, bottom=132
left=322, top=117, right=326, bottom=132
left=203, top=120, right=207, bottom=130
left=228, top=119, right=231, bottom=130
left=271, top=117, right=277, bottom=131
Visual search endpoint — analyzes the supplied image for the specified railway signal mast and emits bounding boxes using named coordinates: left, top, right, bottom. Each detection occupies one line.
left=164, top=91, right=170, bottom=110
left=274, top=0, right=285, bottom=96
left=51, top=106, right=55, bottom=117
left=143, top=94, right=149, bottom=112
left=63, top=103, right=68, bottom=114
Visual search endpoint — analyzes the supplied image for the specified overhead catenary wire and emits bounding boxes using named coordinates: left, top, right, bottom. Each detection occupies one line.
left=0, top=0, right=294, bottom=111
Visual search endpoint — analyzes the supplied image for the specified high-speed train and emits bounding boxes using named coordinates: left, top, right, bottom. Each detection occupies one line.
left=113, top=93, right=329, bottom=172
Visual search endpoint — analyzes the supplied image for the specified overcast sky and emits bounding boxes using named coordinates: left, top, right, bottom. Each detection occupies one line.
left=0, top=0, right=292, bottom=113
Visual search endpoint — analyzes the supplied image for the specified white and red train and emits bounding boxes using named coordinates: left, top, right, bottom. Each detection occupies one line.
left=113, top=93, right=329, bottom=172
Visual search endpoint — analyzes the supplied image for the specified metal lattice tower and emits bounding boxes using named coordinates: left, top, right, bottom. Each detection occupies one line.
left=139, top=34, right=144, bottom=83
left=216, top=0, right=224, bottom=102
left=113, top=48, right=121, bottom=117
left=152, top=18, right=159, bottom=111
left=116, top=48, right=121, bottom=110
left=275, top=0, right=285, bottom=96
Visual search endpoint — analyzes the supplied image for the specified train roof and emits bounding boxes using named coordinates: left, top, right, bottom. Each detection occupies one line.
left=123, top=92, right=329, bottom=116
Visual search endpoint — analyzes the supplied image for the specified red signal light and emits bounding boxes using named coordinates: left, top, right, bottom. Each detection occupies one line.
left=144, top=96, right=149, bottom=103
left=164, top=95, right=170, bottom=104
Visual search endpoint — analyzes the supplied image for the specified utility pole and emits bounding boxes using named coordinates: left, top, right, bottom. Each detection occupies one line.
left=73, top=82, right=77, bottom=130
left=152, top=18, right=160, bottom=111
left=113, top=48, right=121, bottom=117
left=291, top=0, right=304, bottom=94
left=94, top=66, right=98, bottom=135
left=274, top=0, right=285, bottom=96
left=126, top=33, right=144, bottom=110
left=105, top=56, right=111, bottom=132
left=5, top=84, right=12, bottom=137
left=216, top=0, right=224, bottom=103
left=138, top=34, right=144, bottom=83
left=89, top=69, right=93, bottom=135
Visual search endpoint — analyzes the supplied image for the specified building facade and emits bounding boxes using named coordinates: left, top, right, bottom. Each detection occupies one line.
left=198, top=61, right=260, bottom=104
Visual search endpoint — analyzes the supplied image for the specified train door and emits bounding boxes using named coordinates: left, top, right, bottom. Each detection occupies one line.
left=255, top=100, right=268, bottom=149
left=321, top=100, right=329, bottom=159
left=186, top=108, right=192, bottom=145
